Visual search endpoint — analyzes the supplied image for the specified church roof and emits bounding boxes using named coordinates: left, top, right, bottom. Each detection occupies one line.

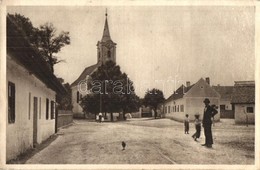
left=71, top=64, right=98, bottom=87
left=101, top=13, right=112, bottom=42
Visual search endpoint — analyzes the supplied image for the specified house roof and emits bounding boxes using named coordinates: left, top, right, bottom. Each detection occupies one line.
left=165, top=78, right=220, bottom=103
left=231, top=82, right=255, bottom=104
left=7, top=16, right=67, bottom=95
left=212, top=86, right=234, bottom=100
left=71, top=64, right=98, bottom=86
left=165, top=84, right=195, bottom=102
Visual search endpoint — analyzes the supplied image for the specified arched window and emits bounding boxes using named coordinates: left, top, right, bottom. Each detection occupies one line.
left=107, top=50, right=111, bottom=58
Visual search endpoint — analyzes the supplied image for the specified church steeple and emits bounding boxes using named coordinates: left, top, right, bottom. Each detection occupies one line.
left=97, top=9, right=117, bottom=65
left=101, top=10, right=111, bottom=42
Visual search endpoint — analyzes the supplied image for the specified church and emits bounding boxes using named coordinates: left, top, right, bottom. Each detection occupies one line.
left=71, top=12, right=117, bottom=117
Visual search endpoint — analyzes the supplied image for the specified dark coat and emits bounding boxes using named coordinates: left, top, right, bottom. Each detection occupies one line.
left=202, top=105, right=218, bottom=124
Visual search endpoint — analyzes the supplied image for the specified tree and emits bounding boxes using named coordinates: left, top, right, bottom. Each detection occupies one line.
left=7, top=13, right=70, bottom=72
left=36, top=23, right=70, bottom=71
left=143, top=88, right=165, bottom=119
left=81, top=61, right=140, bottom=121
left=56, top=83, right=73, bottom=110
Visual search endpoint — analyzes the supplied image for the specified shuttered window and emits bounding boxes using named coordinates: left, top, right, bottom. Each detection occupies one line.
left=46, top=98, right=49, bottom=119
left=8, top=82, right=15, bottom=123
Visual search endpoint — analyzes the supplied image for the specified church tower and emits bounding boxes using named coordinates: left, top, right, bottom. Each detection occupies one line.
left=97, top=11, right=117, bottom=65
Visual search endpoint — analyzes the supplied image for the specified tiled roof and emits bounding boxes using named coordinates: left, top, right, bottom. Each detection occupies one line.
left=231, top=84, right=255, bottom=104
left=212, top=86, right=234, bottom=100
left=71, top=64, right=98, bottom=86
left=165, top=84, right=194, bottom=102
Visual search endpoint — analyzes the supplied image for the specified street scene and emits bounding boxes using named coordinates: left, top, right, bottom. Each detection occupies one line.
left=25, top=119, right=254, bottom=164
left=4, top=3, right=256, bottom=168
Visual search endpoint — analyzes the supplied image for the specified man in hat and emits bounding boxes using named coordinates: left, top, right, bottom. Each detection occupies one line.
left=202, top=98, right=218, bottom=148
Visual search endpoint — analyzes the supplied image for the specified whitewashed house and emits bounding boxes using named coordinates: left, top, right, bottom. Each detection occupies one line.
left=6, top=16, right=66, bottom=161
left=164, top=78, right=220, bottom=122
left=231, top=81, right=255, bottom=124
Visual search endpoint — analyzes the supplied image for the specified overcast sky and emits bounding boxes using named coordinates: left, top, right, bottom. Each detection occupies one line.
left=7, top=6, right=255, bottom=98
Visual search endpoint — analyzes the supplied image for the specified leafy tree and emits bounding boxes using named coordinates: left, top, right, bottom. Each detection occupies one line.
left=36, top=23, right=70, bottom=71
left=56, top=83, right=73, bottom=110
left=7, top=13, right=38, bottom=44
left=143, top=88, right=165, bottom=119
left=7, top=13, right=70, bottom=72
left=81, top=61, right=140, bottom=121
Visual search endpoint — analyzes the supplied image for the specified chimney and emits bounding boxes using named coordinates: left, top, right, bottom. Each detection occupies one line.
left=186, top=81, right=190, bottom=87
left=206, top=77, right=210, bottom=85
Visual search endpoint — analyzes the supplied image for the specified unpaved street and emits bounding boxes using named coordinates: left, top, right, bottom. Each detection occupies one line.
left=26, top=118, right=254, bottom=164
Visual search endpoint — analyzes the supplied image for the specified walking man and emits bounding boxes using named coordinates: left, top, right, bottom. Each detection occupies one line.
left=202, top=98, right=218, bottom=148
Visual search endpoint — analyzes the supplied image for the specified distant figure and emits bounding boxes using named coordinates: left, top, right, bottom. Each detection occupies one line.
left=202, top=98, right=218, bottom=148
left=192, top=114, right=201, bottom=141
left=96, top=114, right=99, bottom=123
left=184, top=114, right=189, bottom=134
left=99, top=112, right=102, bottom=123
left=122, top=141, right=126, bottom=150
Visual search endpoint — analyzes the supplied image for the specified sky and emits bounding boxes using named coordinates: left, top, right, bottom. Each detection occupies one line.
left=7, top=6, right=255, bottom=98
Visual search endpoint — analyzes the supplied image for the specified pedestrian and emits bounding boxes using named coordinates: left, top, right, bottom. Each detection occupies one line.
left=99, top=112, right=102, bottom=123
left=96, top=114, right=99, bottom=123
left=202, top=98, right=218, bottom=148
left=184, top=114, right=189, bottom=134
left=192, top=113, right=201, bottom=141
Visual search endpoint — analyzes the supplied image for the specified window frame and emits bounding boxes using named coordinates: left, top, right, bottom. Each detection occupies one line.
left=8, top=81, right=15, bottom=124
left=46, top=98, right=49, bottom=120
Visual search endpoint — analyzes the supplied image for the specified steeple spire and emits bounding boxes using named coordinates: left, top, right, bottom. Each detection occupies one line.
left=101, top=9, right=111, bottom=42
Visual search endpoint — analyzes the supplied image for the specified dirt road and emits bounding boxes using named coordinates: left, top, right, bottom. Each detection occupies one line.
left=26, top=118, right=254, bottom=164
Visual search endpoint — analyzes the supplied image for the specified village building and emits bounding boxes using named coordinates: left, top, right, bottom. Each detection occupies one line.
left=164, top=78, right=220, bottom=122
left=231, top=81, right=255, bottom=124
left=6, top=16, right=67, bottom=161
left=212, top=85, right=234, bottom=119
left=71, top=12, right=117, bottom=119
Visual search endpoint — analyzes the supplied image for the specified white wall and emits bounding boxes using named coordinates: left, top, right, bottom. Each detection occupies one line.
left=6, top=55, right=56, bottom=161
left=164, top=98, right=186, bottom=121
left=234, top=104, right=255, bottom=124
left=186, top=97, right=220, bottom=122
left=71, top=85, right=84, bottom=114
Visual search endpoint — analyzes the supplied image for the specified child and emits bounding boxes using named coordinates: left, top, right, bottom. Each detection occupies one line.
left=184, top=114, right=189, bottom=134
left=192, top=114, right=201, bottom=141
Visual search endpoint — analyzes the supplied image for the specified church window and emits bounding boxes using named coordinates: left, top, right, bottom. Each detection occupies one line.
left=107, top=50, right=111, bottom=58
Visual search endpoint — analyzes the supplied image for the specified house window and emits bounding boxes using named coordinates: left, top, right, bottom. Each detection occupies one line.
left=51, top=101, right=55, bottom=119
left=173, top=106, right=175, bottom=112
left=28, top=92, right=31, bottom=120
left=8, top=82, right=15, bottom=123
left=177, top=105, right=179, bottom=112
left=175, top=106, right=176, bottom=112
left=168, top=106, right=170, bottom=113
left=165, top=106, right=167, bottom=113
left=46, top=98, right=49, bottom=119
left=180, top=105, right=184, bottom=112
left=77, top=91, right=80, bottom=103
left=246, top=107, right=254, bottom=113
